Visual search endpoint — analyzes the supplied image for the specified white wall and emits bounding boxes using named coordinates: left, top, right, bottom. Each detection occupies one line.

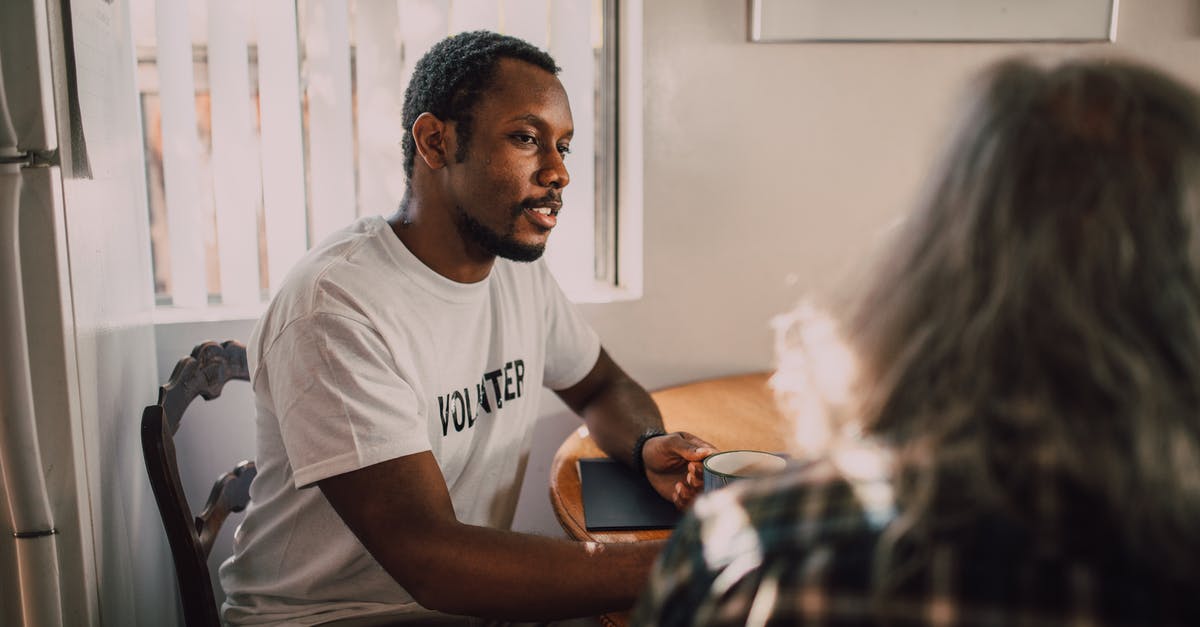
left=587, top=0, right=1200, bottom=388
left=510, top=0, right=1200, bottom=534
left=52, top=0, right=174, bottom=624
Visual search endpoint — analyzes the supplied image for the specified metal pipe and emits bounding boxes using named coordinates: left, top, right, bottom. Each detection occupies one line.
left=0, top=44, right=64, bottom=627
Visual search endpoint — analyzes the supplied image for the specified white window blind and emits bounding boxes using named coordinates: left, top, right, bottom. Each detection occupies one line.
left=151, top=0, right=206, bottom=307
left=132, top=0, right=625, bottom=309
left=206, top=0, right=261, bottom=306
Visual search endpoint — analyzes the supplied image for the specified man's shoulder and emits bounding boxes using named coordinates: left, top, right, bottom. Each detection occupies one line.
left=274, top=218, right=402, bottom=308
left=252, top=218, right=405, bottom=345
left=294, top=217, right=391, bottom=284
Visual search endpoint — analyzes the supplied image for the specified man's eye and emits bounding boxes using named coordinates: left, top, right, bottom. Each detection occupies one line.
left=557, top=145, right=571, bottom=157
left=512, top=134, right=537, bottom=145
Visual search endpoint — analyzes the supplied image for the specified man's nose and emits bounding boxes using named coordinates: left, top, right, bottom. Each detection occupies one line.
left=536, top=149, right=570, bottom=189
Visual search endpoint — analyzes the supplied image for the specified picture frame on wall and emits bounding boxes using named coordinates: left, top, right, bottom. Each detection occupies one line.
left=748, top=0, right=1119, bottom=43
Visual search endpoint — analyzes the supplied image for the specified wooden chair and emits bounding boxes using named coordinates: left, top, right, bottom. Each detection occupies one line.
left=141, top=340, right=256, bottom=627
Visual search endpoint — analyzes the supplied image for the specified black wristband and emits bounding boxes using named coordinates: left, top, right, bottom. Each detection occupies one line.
left=632, top=429, right=667, bottom=479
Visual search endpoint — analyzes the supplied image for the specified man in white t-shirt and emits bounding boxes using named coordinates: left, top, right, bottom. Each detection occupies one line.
left=219, top=30, right=715, bottom=625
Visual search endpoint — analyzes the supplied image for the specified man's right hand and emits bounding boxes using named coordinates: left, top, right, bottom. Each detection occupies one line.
left=641, top=432, right=715, bottom=509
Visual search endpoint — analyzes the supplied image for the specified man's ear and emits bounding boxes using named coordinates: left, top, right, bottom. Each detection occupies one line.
left=411, top=112, right=451, bottom=170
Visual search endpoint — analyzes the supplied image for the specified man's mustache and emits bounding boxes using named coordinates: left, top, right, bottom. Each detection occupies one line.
left=512, top=193, right=563, bottom=216
left=521, top=193, right=562, bottom=209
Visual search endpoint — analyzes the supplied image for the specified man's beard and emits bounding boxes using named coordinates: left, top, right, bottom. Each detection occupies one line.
left=453, top=204, right=546, bottom=262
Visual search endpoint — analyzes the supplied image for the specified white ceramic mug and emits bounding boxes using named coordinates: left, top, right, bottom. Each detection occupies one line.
left=702, top=450, right=787, bottom=492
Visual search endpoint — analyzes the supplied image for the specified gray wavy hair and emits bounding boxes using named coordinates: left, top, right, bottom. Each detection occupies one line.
left=839, top=57, right=1200, bottom=582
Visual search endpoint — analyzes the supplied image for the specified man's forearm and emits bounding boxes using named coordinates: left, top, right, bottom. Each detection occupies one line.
left=554, top=351, right=712, bottom=509
left=579, top=372, right=665, bottom=469
left=384, top=520, right=665, bottom=620
left=557, top=349, right=665, bottom=469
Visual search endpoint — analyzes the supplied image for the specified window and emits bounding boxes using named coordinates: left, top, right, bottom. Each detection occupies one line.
left=132, top=0, right=640, bottom=310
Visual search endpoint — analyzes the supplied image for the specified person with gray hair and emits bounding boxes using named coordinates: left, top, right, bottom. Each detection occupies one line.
left=633, top=56, right=1200, bottom=626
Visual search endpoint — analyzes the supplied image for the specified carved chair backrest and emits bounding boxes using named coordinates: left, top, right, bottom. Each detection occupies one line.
left=140, top=340, right=255, bottom=627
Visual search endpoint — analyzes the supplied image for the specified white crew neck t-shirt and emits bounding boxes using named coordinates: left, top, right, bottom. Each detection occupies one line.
left=220, top=216, right=600, bottom=625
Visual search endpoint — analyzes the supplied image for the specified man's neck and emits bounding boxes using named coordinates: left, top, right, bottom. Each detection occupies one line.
left=387, top=197, right=496, bottom=284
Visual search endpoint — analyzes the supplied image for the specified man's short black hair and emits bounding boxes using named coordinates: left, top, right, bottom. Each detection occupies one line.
left=400, top=30, right=560, bottom=180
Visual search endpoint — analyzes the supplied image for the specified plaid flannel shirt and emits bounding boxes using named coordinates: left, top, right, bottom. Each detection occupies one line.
left=631, top=457, right=1196, bottom=627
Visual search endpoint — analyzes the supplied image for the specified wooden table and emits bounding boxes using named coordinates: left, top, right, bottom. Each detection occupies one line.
left=548, top=372, right=791, bottom=626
